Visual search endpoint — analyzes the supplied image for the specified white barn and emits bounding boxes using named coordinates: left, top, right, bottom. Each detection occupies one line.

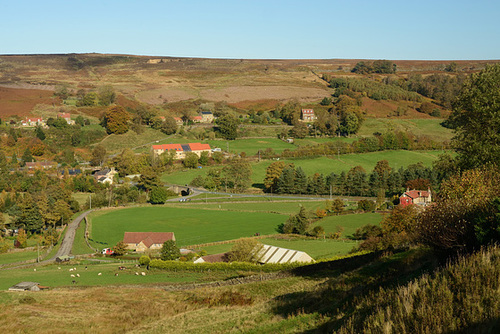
left=254, top=244, right=314, bottom=264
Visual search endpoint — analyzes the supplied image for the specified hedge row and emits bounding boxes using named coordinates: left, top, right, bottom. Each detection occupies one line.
left=149, top=251, right=370, bottom=273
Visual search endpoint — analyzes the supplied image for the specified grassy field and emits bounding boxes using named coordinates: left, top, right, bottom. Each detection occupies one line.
left=313, top=212, right=384, bottom=237
left=169, top=201, right=326, bottom=216
left=99, top=127, right=170, bottom=153
left=0, top=250, right=39, bottom=266
left=358, top=118, right=453, bottom=142
left=0, top=262, right=202, bottom=291
left=72, top=220, right=95, bottom=255
left=162, top=150, right=447, bottom=187
left=88, top=206, right=287, bottom=248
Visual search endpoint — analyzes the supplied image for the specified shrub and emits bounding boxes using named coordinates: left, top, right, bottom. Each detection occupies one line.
left=139, top=255, right=151, bottom=266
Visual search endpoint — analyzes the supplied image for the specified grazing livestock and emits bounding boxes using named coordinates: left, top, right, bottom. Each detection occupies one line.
left=115, top=273, right=118, bottom=276
left=135, top=272, right=139, bottom=275
left=76, top=274, right=80, bottom=277
left=33, top=269, right=36, bottom=272
left=70, top=274, right=75, bottom=278
left=69, top=268, right=73, bottom=272
left=58, top=267, right=61, bottom=270
left=72, top=280, right=77, bottom=284
left=141, top=272, right=146, bottom=276
left=98, top=273, right=102, bottom=276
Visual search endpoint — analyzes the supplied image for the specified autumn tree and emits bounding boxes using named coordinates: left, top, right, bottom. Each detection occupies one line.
left=90, top=145, right=107, bottom=167
left=263, top=161, right=286, bottom=193
left=161, top=240, right=181, bottom=260
left=97, top=85, right=116, bottom=106
left=222, top=159, right=252, bottom=192
left=448, top=64, right=500, bottom=169
left=227, top=238, right=263, bottom=263
left=112, top=241, right=128, bottom=256
left=102, top=105, right=130, bottom=134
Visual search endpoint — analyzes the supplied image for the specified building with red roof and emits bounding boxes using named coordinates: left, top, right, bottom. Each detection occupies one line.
left=57, top=113, right=75, bottom=125
left=301, top=109, right=317, bottom=122
left=152, top=142, right=211, bottom=159
left=123, top=232, right=176, bottom=252
left=399, top=188, right=432, bottom=207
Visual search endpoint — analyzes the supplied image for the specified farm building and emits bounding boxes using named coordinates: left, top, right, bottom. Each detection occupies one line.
left=174, top=117, right=183, bottom=126
left=194, top=253, right=230, bottom=264
left=9, top=282, right=44, bottom=292
left=25, top=160, right=58, bottom=171
left=21, top=117, right=45, bottom=127
left=399, top=188, right=432, bottom=207
left=254, top=245, right=314, bottom=264
left=300, top=109, right=317, bottom=122
left=152, top=143, right=211, bottom=159
left=200, top=111, right=214, bottom=123
left=93, top=168, right=117, bottom=184
left=123, top=232, right=176, bottom=252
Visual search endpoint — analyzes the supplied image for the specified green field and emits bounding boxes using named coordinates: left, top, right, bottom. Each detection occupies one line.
left=89, top=206, right=287, bottom=248
left=358, top=118, right=453, bottom=142
left=100, top=127, right=170, bottom=153
left=169, top=201, right=326, bottom=215
left=312, top=212, right=385, bottom=237
left=72, top=221, right=95, bottom=255
left=0, top=250, right=39, bottom=266
left=0, top=262, right=201, bottom=290
left=162, top=150, right=447, bottom=187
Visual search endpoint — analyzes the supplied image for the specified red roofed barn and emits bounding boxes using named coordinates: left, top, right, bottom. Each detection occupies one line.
left=123, top=232, right=176, bottom=252
left=152, top=143, right=211, bottom=159
left=399, top=188, right=432, bottom=207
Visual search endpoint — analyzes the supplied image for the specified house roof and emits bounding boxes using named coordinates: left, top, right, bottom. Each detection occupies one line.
left=200, top=253, right=229, bottom=263
left=94, top=168, right=111, bottom=176
left=201, top=111, right=213, bottom=115
left=152, top=143, right=211, bottom=152
left=403, top=189, right=431, bottom=199
left=191, top=116, right=203, bottom=120
left=58, top=113, right=71, bottom=118
left=123, top=232, right=175, bottom=245
left=9, top=282, right=40, bottom=291
left=25, top=117, right=43, bottom=122
left=301, top=109, right=314, bottom=114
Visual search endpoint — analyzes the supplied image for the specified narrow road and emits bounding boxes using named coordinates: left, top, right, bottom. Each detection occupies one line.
left=50, top=209, right=93, bottom=260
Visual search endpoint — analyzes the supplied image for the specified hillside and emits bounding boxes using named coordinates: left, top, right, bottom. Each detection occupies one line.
left=1, top=54, right=499, bottom=117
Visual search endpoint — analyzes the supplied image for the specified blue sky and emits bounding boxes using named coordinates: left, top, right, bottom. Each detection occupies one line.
left=1, top=0, right=499, bottom=60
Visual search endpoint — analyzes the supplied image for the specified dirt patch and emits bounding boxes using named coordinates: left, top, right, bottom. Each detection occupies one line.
left=201, top=86, right=330, bottom=103
left=0, top=87, right=58, bottom=117
left=136, top=87, right=198, bottom=104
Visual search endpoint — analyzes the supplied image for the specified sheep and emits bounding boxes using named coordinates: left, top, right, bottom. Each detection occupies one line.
left=58, top=267, right=61, bottom=270
left=69, top=268, right=73, bottom=272
left=33, top=269, right=36, bottom=272
left=115, top=273, right=118, bottom=277
left=98, top=273, right=102, bottom=276
left=135, top=272, right=139, bottom=276
left=73, top=267, right=77, bottom=271
left=76, top=274, right=80, bottom=277
left=70, top=274, right=75, bottom=278
left=141, top=272, right=146, bottom=276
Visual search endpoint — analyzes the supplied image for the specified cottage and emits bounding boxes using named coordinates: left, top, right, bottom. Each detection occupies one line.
left=173, top=117, right=184, bottom=126
left=254, top=245, right=314, bottom=264
left=400, top=188, right=432, bottom=207
left=191, top=116, right=203, bottom=123
left=93, top=168, right=117, bottom=184
left=123, top=232, right=176, bottom=252
left=301, top=109, right=317, bottom=122
left=25, top=161, right=58, bottom=170
left=200, top=111, right=214, bottom=123
left=21, top=117, right=45, bottom=127
left=152, top=143, right=211, bottom=159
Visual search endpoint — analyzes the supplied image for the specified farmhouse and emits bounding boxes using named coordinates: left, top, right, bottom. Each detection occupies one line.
left=152, top=143, right=211, bottom=159
left=399, top=188, right=432, bottom=207
left=123, top=232, right=176, bottom=252
left=200, top=111, right=214, bottom=123
left=21, top=117, right=45, bottom=127
left=191, top=115, right=203, bottom=123
left=194, top=253, right=230, bottom=264
left=300, top=109, right=317, bottom=122
left=174, top=117, right=183, bottom=126
left=93, top=168, right=117, bottom=184
left=254, top=245, right=314, bottom=264
left=25, top=160, right=58, bottom=170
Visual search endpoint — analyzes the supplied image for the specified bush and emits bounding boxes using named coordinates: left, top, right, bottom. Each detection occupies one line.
left=139, top=255, right=151, bottom=266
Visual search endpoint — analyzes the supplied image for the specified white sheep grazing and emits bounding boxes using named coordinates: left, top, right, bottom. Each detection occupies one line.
left=73, top=267, right=77, bottom=271
left=76, top=274, right=80, bottom=277
left=33, top=269, right=36, bottom=272
left=141, top=272, right=146, bottom=276
left=98, top=273, right=102, bottom=276
left=69, top=268, right=73, bottom=272
left=135, top=272, right=139, bottom=276
left=58, top=267, right=61, bottom=270
left=70, top=274, right=75, bottom=278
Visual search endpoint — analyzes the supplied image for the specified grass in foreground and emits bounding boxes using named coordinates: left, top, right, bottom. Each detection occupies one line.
left=2, top=246, right=498, bottom=333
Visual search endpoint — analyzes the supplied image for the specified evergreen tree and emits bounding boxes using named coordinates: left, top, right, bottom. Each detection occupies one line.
left=277, top=165, right=295, bottom=194
left=21, top=148, right=34, bottom=166
left=294, top=167, right=308, bottom=194
left=35, top=126, right=46, bottom=140
left=160, top=240, right=181, bottom=260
